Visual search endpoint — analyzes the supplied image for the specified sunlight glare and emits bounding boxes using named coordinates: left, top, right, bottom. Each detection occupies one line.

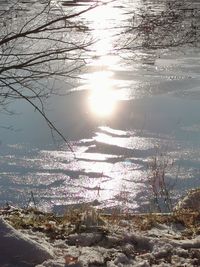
left=82, top=2, right=124, bottom=118
left=89, top=89, right=116, bottom=117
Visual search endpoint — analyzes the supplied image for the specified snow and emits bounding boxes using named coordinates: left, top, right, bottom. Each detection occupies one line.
left=0, top=218, right=53, bottom=267
left=1, top=206, right=200, bottom=267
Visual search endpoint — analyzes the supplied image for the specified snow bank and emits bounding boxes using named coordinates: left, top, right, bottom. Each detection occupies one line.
left=0, top=218, right=53, bottom=266
left=1, top=207, right=200, bottom=267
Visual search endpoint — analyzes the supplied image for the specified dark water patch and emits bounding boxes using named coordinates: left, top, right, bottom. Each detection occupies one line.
left=98, top=129, right=130, bottom=138
left=86, top=141, right=157, bottom=159
left=38, top=168, right=111, bottom=179
left=75, top=156, right=121, bottom=164
left=70, top=183, right=106, bottom=191
left=61, top=2, right=88, bottom=6
left=61, top=0, right=97, bottom=6
left=0, top=177, right=14, bottom=186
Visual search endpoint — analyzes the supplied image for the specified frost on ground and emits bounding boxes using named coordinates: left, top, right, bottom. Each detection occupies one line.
left=0, top=205, right=200, bottom=267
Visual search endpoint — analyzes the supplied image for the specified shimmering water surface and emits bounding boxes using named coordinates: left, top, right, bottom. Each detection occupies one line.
left=1, top=0, right=200, bottom=212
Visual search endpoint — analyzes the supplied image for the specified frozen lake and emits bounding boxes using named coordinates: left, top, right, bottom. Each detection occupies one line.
left=0, top=0, right=200, bottom=213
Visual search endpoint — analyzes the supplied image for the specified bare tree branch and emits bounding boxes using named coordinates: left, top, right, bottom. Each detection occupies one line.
left=0, top=0, right=103, bottom=153
left=118, top=0, right=200, bottom=55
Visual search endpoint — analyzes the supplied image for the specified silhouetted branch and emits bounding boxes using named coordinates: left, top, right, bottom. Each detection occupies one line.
left=120, top=1, right=200, bottom=52
left=0, top=0, right=102, bottom=152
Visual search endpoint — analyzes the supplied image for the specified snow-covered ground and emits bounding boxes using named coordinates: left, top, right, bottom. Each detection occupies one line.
left=1, top=203, right=200, bottom=267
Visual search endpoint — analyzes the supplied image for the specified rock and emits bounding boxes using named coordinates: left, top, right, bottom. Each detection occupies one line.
left=0, top=218, right=53, bottom=266
left=114, top=253, right=130, bottom=265
left=174, top=189, right=200, bottom=212
left=66, top=232, right=104, bottom=247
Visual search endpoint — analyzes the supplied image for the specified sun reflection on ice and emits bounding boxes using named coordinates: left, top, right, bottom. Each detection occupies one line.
left=82, top=3, right=124, bottom=118
left=89, top=89, right=117, bottom=117
left=86, top=71, right=118, bottom=117
left=75, top=2, right=144, bottom=206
